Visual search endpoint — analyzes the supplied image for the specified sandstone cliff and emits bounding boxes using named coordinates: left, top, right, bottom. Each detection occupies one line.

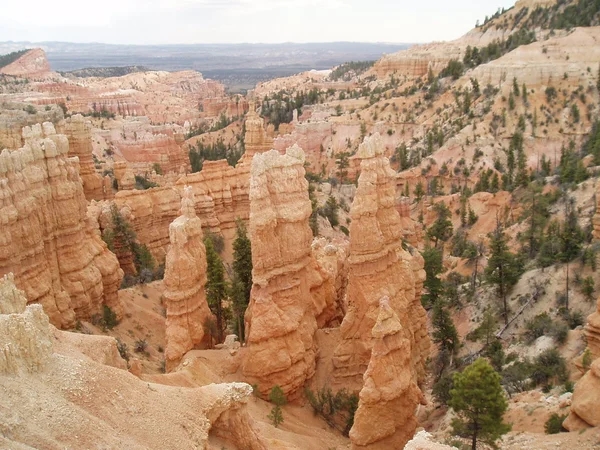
left=332, top=134, right=430, bottom=391
left=163, top=186, right=213, bottom=371
left=350, top=297, right=424, bottom=449
left=0, top=122, right=123, bottom=329
left=242, top=145, right=326, bottom=398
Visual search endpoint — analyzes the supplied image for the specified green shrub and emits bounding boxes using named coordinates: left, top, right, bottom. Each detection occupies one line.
left=545, top=413, right=568, bottom=434
left=102, top=304, right=119, bottom=330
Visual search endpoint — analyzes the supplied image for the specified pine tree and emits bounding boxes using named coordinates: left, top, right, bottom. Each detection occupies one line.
left=449, top=358, right=511, bottom=450
left=427, top=202, right=453, bottom=247
left=432, top=301, right=460, bottom=356
left=485, top=224, right=522, bottom=325
left=422, top=246, right=444, bottom=307
left=204, top=236, right=226, bottom=343
left=335, top=152, right=350, bottom=183
left=513, top=77, right=520, bottom=97
left=522, top=83, right=528, bottom=105
left=414, top=181, right=425, bottom=200
left=231, top=219, right=252, bottom=342
left=268, top=385, right=287, bottom=428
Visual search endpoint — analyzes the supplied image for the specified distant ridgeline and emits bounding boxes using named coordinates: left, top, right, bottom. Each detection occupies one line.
left=0, top=49, right=31, bottom=70
left=59, top=66, right=150, bottom=78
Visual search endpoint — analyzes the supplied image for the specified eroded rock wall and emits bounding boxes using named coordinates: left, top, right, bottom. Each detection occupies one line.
left=0, top=122, right=123, bottom=329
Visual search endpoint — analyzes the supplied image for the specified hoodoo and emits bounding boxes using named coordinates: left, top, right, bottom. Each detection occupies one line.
left=333, top=133, right=430, bottom=391
left=163, top=186, right=214, bottom=371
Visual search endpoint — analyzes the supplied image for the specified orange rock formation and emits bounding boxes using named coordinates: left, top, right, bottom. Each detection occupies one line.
left=349, top=297, right=425, bottom=449
left=163, top=186, right=214, bottom=371
left=242, top=145, right=320, bottom=398
left=0, top=123, right=123, bottom=329
left=565, top=359, right=600, bottom=430
left=332, top=134, right=430, bottom=391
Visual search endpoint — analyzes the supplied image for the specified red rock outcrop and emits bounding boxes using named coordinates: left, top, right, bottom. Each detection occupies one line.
left=350, top=297, right=425, bottom=449
left=0, top=48, right=52, bottom=80
left=273, top=120, right=333, bottom=174
left=163, top=186, right=214, bottom=371
left=64, top=114, right=105, bottom=200
left=113, top=161, right=136, bottom=190
left=66, top=70, right=225, bottom=124
left=112, top=123, right=189, bottom=175
left=203, top=96, right=249, bottom=118
left=94, top=110, right=273, bottom=269
left=0, top=122, right=123, bottom=329
left=311, top=237, right=348, bottom=328
left=332, top=134, right=430, bottom=391
left=242, top=145, right=320, bottom=398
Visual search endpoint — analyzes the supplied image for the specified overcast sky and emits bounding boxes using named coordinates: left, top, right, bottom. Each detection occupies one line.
left=1, top=0, right=517, bottom=45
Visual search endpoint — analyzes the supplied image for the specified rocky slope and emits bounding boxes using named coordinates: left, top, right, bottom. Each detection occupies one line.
left=0, top=273, right=268, bottom=450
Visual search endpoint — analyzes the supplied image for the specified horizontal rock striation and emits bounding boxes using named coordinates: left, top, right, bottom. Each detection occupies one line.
left=0, top=122, right=123, bottom=329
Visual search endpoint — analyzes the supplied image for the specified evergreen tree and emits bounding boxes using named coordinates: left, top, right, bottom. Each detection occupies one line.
left=513, top=77, right=520, bottom=97
left=231, top=219, right=252, bottom=342
left=559, top=198, right=585, bottom=262
left=422, top=246, right=444, bottom=307
left=335, top=151, right=351, bottom=183
left=522, top=83, right=528, bottom=105
left=204, top=236, right=226, bottom=343
left=485, top=224, right=523, bottom=325
left=449, top=358, right=511, bottom=450
left=427, top=202, right=454, bottom=247
left=432, top=301, right=460, bottom=356
left=268, top=385, right=287, bottom=428
left=414, top=181, right=425, bottom=201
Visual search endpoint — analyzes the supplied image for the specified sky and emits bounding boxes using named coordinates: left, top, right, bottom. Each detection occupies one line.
left=1, top=0, right=517, bottom=45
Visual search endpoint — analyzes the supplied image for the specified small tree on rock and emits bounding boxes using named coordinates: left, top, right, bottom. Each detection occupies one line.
left=267, top=385, right=287, bottom=428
